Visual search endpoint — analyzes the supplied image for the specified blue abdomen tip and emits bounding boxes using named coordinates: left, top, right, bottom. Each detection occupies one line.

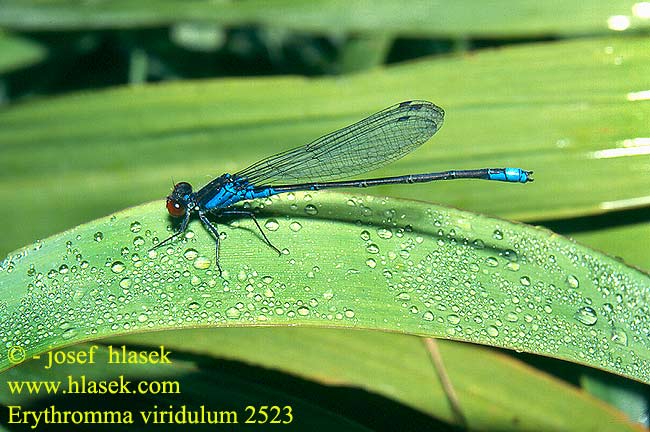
left=488, top=168, right=532, bottom=183
left=504, top=168, right=531, bottom=183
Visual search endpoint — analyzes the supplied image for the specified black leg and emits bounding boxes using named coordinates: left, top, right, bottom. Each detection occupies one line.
left=150, top=211, right=191, bottom=250
left=219, top=209, right=282, bottom=256
left=199, top=212, right=223, bottom=276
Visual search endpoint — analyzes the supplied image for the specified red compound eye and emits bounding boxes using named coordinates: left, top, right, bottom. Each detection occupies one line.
left=166, top=199, right=186, bottom=217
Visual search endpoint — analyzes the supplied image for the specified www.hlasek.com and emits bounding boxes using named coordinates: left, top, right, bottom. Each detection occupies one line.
left=4, top=344, right=294, bottom=428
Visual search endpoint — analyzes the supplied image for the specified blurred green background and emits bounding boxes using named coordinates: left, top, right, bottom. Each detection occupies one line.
left=1, top=1, right=650, bottom=430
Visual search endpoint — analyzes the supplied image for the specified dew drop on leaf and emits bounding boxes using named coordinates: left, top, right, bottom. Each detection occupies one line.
left=304, top=204, right=318, bottom=215
left=567, top=274, right=580, bottom=289
left=225, top=307, right=241, bottom=319
left=264, top=219, right=280, bottom=231
left=366, top=243, right=380, bottom=254
left=110, top=261, right=125, bottom=274
left=574, top=306, right=598, bottom=326
left=193, top=256, right=211, bottom=270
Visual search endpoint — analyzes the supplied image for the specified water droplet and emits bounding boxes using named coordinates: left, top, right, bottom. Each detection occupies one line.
left=396, top=292, right=411, bottom=301
left=423, top=311, right=434, bottom=321
left=574, top=306, right=598, bottom=326
left=188, top=301, right=200, bottom=311
left=492, top=229, right=503, bottom=240
left=289, top=221, right=302, bottom=232
left=297, top=306, right=310, bottom=316
left=360, top=230, right=371, bottom=241
left=487, top=326, right=499, bottom=337
left=567, top=275, right=580, bottom=289
left=610, top=327, right=628, bottom=346
left=193, top=256, right=211, bottom=270
left=130, top=221, right=142, bottom=233
left=133, top=236, right=145, bottom=247
left=633, top=2, right=650, bottom=18
left=506, top=262, right=520, bottom=271
left=366, top=243, right=380, bottom=254
left=184, top=248, right=199, bottom=260
left=94, top=232, right=104, bottom=242
left=304, top=204, right=318, bottom=215
left=377, top=228, right=393, bottom=239
left=137, top=314, right=148, bottom=323
left=61, top=328, right=78, bottom=340
left=225, top=307, right=241, bottom=319
left=264, top=219, right=280, bottom=231
left=447, top=314, right=461, bottom=325
left=119, top=277, right=131, bottom=289
left=502, top=249, right=518, bottom=262
left=485, top=257, right=498, bottom=267
left=607, top=15, right=631, bottom=31
left=519, top=276, right=531, bottom=286
left=366, top=258, right=377, bottom=268
left=111, top=261, right=126, bottom=274
left=59, top=264, right=69, bottom=274
left=344, top=309, right=355, bottom=318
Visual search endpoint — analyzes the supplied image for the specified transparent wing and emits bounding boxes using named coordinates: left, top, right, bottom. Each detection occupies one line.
left=235, top=100, right=444, bottom=185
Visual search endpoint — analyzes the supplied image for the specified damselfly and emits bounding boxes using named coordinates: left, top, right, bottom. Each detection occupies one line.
left=153, top=100, right=533, bottom=274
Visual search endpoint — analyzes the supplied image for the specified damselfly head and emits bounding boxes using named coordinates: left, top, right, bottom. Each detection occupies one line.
left=166, top=182, right=194, bottom=217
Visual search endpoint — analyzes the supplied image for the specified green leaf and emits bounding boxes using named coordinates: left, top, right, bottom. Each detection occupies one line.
left=111, top=328, right=642, bottom=431
left=0, top=0, right=648, bottom=36
left=581, top=371, right=649, bottom=425
left=2, top=193, right=649, bottom=384
left=2, top=36, right=649, bottom=262
left=0, top=31, right=46, bottom=73
left=336, top=33, right=392, bottom=74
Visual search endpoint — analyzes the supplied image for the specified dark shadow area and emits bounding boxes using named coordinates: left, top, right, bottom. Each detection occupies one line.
left=533, top=206, right=650, bottom=234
